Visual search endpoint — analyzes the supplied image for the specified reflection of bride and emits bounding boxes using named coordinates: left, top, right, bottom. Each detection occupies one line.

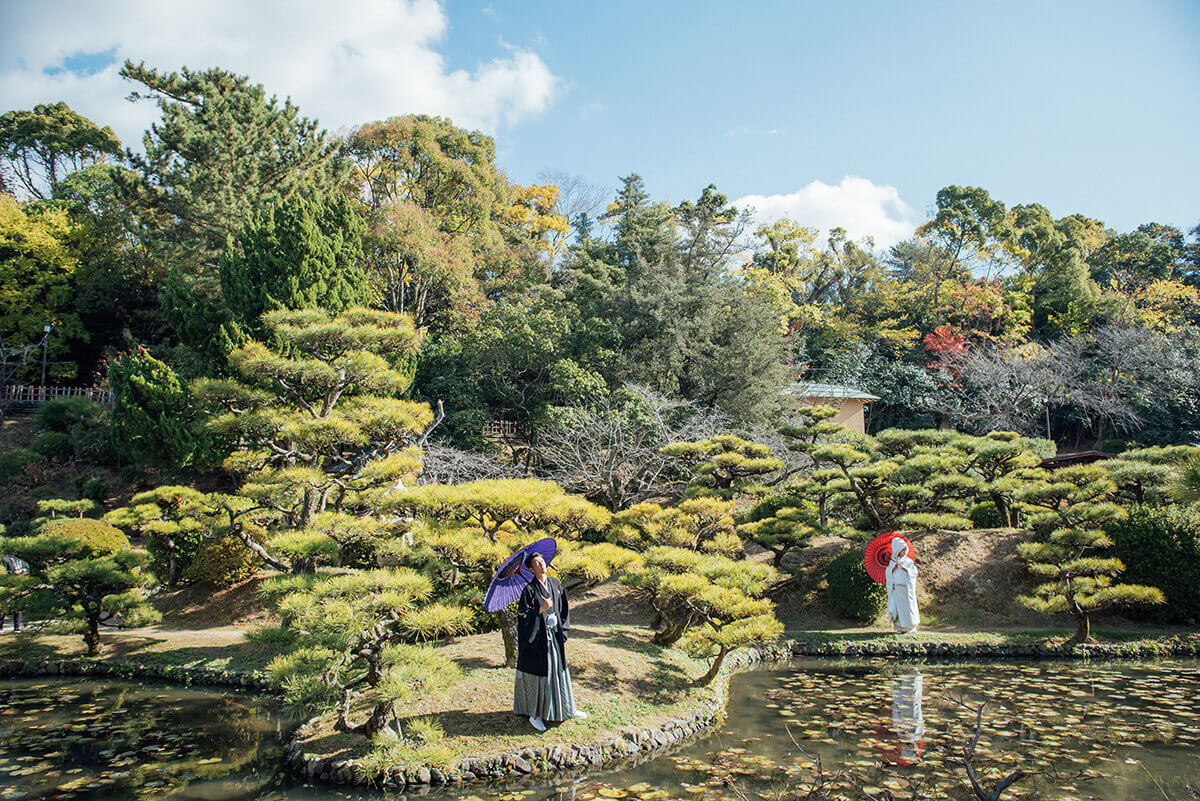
left=885, top=670, right=924, bottom=766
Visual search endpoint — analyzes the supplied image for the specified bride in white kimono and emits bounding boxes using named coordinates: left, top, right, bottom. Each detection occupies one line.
left=886, top=538, right=919, bottom=633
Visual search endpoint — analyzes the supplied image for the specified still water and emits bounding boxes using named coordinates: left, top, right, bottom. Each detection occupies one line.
left=2, top=660, right=1199, bottom=800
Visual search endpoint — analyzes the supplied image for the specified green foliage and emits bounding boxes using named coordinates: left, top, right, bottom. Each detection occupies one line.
left=218, top=192, right=371, bottom=342
left=824, top=549, right=887, bottom=622
left=30, top=431, right=72, bottom=461
left=182, top=534, right=261, bottom=587
left=264, top=568, right=466, bottom=740
left=0, top=518, right=156, bottom=655
left=0, top=195, right=84, bottom=371
left=738, top=490, right=820, bottom=567
left=108, top=347, right=215, bottom=470
left=118, top=61, right=341, bottom=280
left=662, top=435, right=782, bottom=499
left=0, top=449, right=44, bottom=480
left=35, top=518, right=129, bottom=555
left=1106, top=505, right=1200, bottom=624
left=195, top=307, right=429, bottom=571
left=613, top=498, right=743, bottom=557
left=0, top=102, right=120, bottom=200
left=1016, top=464, right=1165, bottom=641
left=36, top=397, right=103, bottom=432
left=105, top=486, right=209, bottom=586
left=621, top=545, right=780, bottom=684
left=967, top=500, right=1003, bottom=528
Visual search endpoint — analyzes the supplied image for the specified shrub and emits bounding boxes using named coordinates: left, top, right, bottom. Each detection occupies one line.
left=1107, top=505, right=1200, bottom=624
left=182, top=535, right=259, bottom=587
left=30, top=431, right=73, bottom=461
left=37, top=518, right=130, bottom=555
left=74, top=475, right=110, bottom=505
left=70, top=416, right=117, bottom=465
left=968, top=500, right=1003, bottom=529
left=108, top=348, right=217, bottom=470
left=36, top=398, right=104, bottom=432
left=0, top=449, right=46, bottom=480
left=825, top=549, right=887, bottom=622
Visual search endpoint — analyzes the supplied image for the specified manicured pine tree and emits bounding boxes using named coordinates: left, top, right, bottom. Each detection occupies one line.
left=105, top=485, right=206, bottom=587
left=661, top=434, right=782, bottom=499
left=383, top=478, right=623, bottom=667
left=193, top=306, right=431, bottom=572
left=737, top=489, right=822, bottom=567
left=621, top=547, right=781, bottom=684
left=0, top=518, right=159, bottom=655
left=1015, top=464, right=1165, bottom=641
left=265, top=568, right=470, bottom=740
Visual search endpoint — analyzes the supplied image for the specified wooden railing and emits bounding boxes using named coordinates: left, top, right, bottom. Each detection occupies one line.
left=482, top=419, right=524, bottom=440
left=2, top=385, right=115, bottom=408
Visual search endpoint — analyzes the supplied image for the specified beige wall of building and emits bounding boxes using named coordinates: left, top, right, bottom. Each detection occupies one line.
left=792, top=396, right=870, bottom=433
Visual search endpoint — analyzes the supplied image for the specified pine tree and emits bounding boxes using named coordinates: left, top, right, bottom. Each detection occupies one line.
left=193, top=307, right=431, bottom=572
left=118, top=61, right=342, bottom=279
left=382, top=478, right=621, bottom=667
left=1015, top=464, right=1164, bottom=641
left=265, top=568, right=470, bottom=740
left=0, top=519, right=159, bottom=655
left=621, top=547, right=781, bottom=684
left=105, top=486, right=206, bottom=587
left=661, top=435, right=782, bottom=499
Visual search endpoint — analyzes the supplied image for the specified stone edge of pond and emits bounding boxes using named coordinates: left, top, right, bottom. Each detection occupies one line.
left=788, top=638, right=1200, bottom=660
left=0, top=658, right=279, bottom=693
left=282, top=642, right=795, bottom=789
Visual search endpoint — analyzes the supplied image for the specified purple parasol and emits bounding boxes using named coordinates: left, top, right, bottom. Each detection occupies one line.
left=483, top=537, right=558, bottom=612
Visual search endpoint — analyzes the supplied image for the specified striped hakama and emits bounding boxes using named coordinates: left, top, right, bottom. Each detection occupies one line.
left=513, top=629, right=576, bottom=722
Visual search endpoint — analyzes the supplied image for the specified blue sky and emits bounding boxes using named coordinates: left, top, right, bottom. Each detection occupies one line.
left=3, top=0, right=1197, bottom=245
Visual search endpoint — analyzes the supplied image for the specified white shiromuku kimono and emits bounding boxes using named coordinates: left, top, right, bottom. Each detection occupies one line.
left=885, top=538, right=919, bottom=633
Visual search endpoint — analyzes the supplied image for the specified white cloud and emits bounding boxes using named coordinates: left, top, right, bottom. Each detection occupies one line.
left=0, top=0, right=562, bottom=149
left=735, top=176, right=918, bottom=249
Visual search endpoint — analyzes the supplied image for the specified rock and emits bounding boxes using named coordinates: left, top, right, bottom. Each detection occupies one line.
left=510, top=755, right=533, bottom=774
left=460, top=771, right=476, bottom=781
left=417, top=766, right=431, bottom=784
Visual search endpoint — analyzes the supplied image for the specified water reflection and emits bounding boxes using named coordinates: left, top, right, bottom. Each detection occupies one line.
left=885, top=669, right=923, bottom=767
left=0, top=678, right=294, bottom=800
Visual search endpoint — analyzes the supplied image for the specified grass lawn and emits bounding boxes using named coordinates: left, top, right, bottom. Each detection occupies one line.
left=295, top=622, right=716, bottom=770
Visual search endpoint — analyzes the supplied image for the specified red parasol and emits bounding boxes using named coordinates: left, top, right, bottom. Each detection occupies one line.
left=864, top=532, right=914, bottom=584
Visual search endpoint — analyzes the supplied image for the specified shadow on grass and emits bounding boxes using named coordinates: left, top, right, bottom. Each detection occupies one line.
left=0, top=632, right=284, bottom=671
left=413, top=708, right=524, bottom=739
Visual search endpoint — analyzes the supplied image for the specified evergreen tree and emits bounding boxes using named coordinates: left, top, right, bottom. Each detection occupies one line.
left=621, top=546, right=781, bottom=684
left=218, top=193, right=371, bottom=343
left=194, top=307, right=430, bottom=571
left=0, top=519, right=159, bottom=655
left=118, top=61, right=342, bottom=279
left=1015, top=464, right=1164, bottom=641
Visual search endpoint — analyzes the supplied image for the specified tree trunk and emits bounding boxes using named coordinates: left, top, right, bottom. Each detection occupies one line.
left=694, top=645, right=730, bottom=686
left=233, top=523, right=291, bottom=573
left=989, top=492, right=1012, bottom=528
left=497, top=609, right=518, bottom=668
left=165, top=538, right=179, bottom=588
left=653, top=622, right=686, bottom=647
left=84, top=613, right=101, bottom=657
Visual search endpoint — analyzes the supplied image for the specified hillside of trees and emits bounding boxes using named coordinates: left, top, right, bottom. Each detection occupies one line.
left=2, top=62, right=1199, bottom=476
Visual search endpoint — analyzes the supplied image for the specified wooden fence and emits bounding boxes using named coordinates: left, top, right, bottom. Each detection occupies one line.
left=2, top=385, right=115, bottom=408
left=482, top=419, right=524, bottom=440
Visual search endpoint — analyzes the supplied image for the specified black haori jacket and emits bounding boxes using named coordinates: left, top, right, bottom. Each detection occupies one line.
left=515, top=576, right=570, bottom=677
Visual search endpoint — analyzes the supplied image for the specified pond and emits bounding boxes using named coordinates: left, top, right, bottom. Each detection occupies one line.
left=3, top=660, right=1199, bottom=800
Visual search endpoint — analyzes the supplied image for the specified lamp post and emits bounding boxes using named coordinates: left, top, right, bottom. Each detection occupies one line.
left=40, top=322, right=52, bottom=391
